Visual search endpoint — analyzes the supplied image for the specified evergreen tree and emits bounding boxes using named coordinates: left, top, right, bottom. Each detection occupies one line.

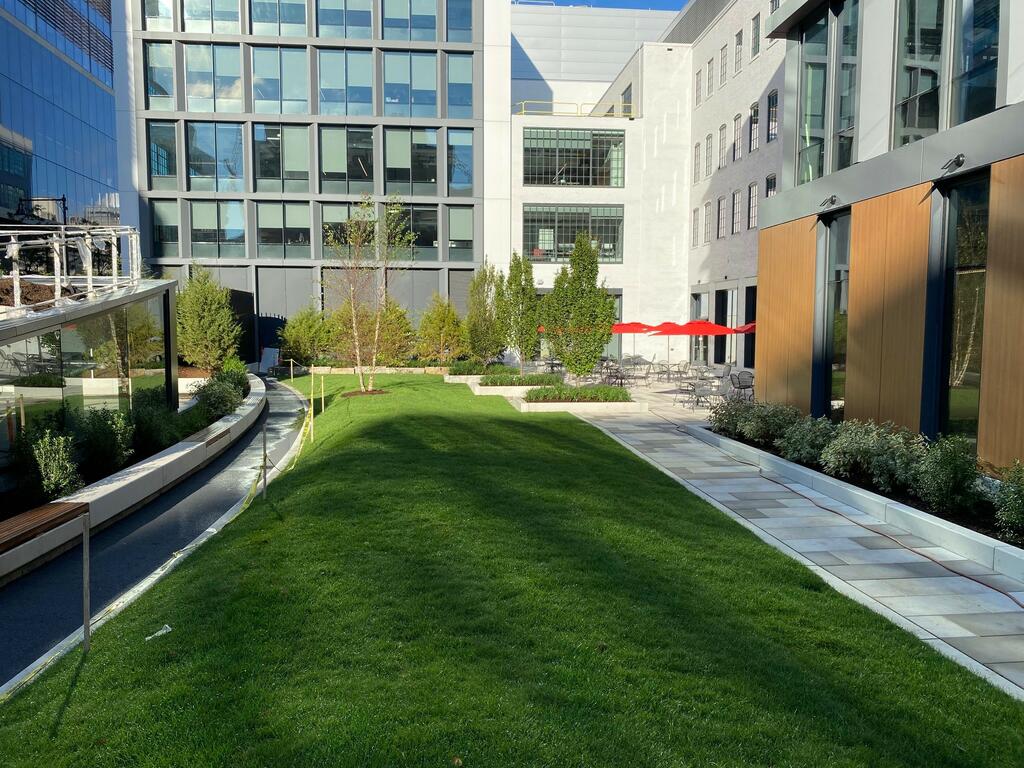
left=415, top=293, right=467, bottom=364
left=176, top=266, right=241, bottom=371
left=496, top=252, right=540, bottom=375
left=465, top=263, right=504, bottom=363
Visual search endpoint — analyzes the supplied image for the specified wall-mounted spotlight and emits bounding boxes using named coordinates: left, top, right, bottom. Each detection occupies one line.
left=941, top=153, right=966, bottom=172
left=819, top=194, right=838, bottom=208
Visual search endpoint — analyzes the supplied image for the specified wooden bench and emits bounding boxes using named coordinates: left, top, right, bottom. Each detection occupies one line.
left=0, top=501, right=89, bottom=556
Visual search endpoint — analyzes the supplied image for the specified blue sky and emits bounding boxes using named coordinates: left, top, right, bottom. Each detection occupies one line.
left=548, top=0, right=684, bottom=10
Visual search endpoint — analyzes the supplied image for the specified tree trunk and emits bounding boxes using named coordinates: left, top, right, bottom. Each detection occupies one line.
left=349, top=283, right=366, bottom=392
left=368, top=283, right=384, bottom=392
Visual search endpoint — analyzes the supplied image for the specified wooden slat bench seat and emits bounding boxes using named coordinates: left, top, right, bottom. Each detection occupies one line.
left=0, top=502, right=89, bottom=555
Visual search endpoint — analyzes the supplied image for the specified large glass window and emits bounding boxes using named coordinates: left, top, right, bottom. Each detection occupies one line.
left=254, top=124, right=309, bottom=193
left=186, top=122, right=244, bottom=192
left=522, top=205, right=623, bottom=263
left=716, top=197, right=727, bottom=239
left=184, top=0, right=239, bottom=32
left=191, top=200, right=245, bottom=258
left=798, top=9, right=828, bottom=184
left=942, top=174, right=989, bottom=440
left=257, top=202, right=310, bottom=258
left=148, top=122, right=177, bottom=191
left=766, top=174, right=777, bottom=197
left=747, top=182, right=758, bottom=229
left=749, top=102, right=760, bottom=152
left=144, top=0, right=173, bottom=30
left=731, top=190, right=742, bottom=234
left=447, top=0, right=471, bottom=42
left=767, top=91, right=779, bottom=142
left=833, top=0, right=859, bottom=171
left=824, top=212, right=851, bottom=419
left=253, top=47, right=308, bottom=114
left=383, top=52, right=437, bottom=117
left=405, top=204, right=439, bottom=260
left=720, top=45, right=728, bottom=82
left=447, top=128, right=473, bottom=196
left=385, top=128, right=437, bottom=195
left=714, top=288, right=738, bottom=365
left=744, top=286, right=757, bottom=368
left=895, top=0, right=944, bottom=147
left=318, top=49, right=373, bottom=116
left=152, top=200, right=179, bottom=258
left=523, top=128, right=624, bottom=187
left=252, top=0, right=306, bottom=35
left=317, top=0, right=371, bottom=38
left=145, top=42, right=174, bottom=111
left=319, top=126, right=374, bottom=194
left=691, top=292, right=709, bottom=364
left=735, top=30, right=743, bottom=73
left=751, top=14, right=761, bottom=58
left=448, top=206, right=473, bottom=261
left=384, top=0, right=436, bottom=41
left=950, top=0, right=999, bottom=127
left=322, top=203, right=350, bottom=256
left=447, top=53, right=473, bottom=119
left=185, top=44, right=241, bottom=112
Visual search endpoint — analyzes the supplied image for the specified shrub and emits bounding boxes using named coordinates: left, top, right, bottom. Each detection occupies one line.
left=820, top=420, right=926, bottom=495
left=708, top=399, right=756, bottom=439
left=193, top=378, right=243, bottom=422
left=131, top=388, right=182, bottom=456
left=917, top=435, right=981, bottom=514
left=11, top=373, right=65, bottom=388
left=776, top=416, right=837, bottom=467
left=329, top=299, right=414, bottom=367
left=996, top=462, right=1024, bottom=543
left=465, top=264, right=504, bottom=363
left=479, top=373, right=562, bottom=387
left=416, top=294, right=467, bottom=364
left=66, top=407, right=134, bottom=482
left=524, top=384, right=630, bottom=403
left=32, top=430, right=82, bottom=500
left=736, top=402, right=803, bottom=449
left=177, top=265, right=241, bottom=371
left=278, top=306, right=334, bottom=366
left=448, top=361, right=516, bottom=376
left=213, top=358, right=249, bottom=398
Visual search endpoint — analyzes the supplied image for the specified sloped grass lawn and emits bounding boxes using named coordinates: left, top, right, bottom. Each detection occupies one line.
left=1, top=375, right=1022, bottom=767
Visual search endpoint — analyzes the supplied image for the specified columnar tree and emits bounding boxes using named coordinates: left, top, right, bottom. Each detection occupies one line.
left=415, top=293, right=467, bottom=364
left=496, top=252, right=539, bottom=375
left=176, top=265, right=241, bottom=372
left=465, top=263, right=504, bottom=363
left=323, top=195, right=414, bottom=391
left=539, top=232, right=616, bottom=381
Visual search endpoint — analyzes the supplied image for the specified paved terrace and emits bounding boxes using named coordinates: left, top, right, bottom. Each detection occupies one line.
left=583, top=384, right=1024, bottom=699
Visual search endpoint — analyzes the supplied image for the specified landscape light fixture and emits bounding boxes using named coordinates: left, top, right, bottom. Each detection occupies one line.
left=941, top=153, right=966, bottom=172
left=819, top=194, right=838, bottom=208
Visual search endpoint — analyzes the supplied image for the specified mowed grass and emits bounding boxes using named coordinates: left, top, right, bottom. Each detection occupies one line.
left=1, top=375, right=1023, bottom=767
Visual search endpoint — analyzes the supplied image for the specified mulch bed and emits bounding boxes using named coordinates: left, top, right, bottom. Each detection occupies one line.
left=0, top=278, right=81, bottom=308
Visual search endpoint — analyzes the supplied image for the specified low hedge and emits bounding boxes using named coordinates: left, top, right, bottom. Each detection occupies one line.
left=448, top=361, right=517, bottom=376
left=524, top=384, right=631, bottom=403
left=478, top=373, right=562, bottom=387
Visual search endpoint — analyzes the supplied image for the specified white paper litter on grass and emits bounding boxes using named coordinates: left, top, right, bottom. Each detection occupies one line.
left=145, top=625, right=173, bottom=641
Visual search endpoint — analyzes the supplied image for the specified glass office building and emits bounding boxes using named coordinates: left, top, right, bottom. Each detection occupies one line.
left=0, top=0, right=119, bottom=224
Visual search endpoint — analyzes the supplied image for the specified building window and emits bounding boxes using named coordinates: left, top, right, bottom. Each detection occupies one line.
left=942, top=173, right=989, bottom=440
left=751, top=14, right=761, bottom=58
left=743, top=285, right=757, bottom=368
left=707, top=60, right=714, bottom=96
left=319, top=126, right=374, bottom=193
left=770, top=0, right=780, bottom=11
left=718, top=124, right=727, bottom=169
left=447, top=128, right=473, bottom=196
left=833, top=0, right=860, bottom=171
left=148, top=122, right=177, bottom=191
left=894, top=0, right=944, bottom=146
left=447, top=53, right=473, bottom=118
left=733, top=114, right=742, bottom=161
left=765, top=173, right=777, bottom=197
left=716, top=197, right=727, bottom=239
left=254, top=124, right=309, bottom=193
left=317, top=0, right=372, bottom=38
left=447, top=0, right=472, bottom=42
left=402, top=204, right=438, bottom=260
left=824, top=212, right=851, bottom=419
left=448, top=206, right=473, bottom=261
left=747, top=182, right=758, bottom=228
left=720, top=45, right=728, bottom=82
left=186, top=122, right=243, bottom=192
left=714, top=288, right=738, bottom=364
left=731, top=190, right=742, bottom=234
left=144, top=42, right=174, bottom=111
left=693, top=143, right=700, bottom=184
left=322, top=203, right=350, bottom=255
left=735, top=30, right=743, bottom=73
left=695, top=69, right=702, bottom=105
left=319, top=49, right=373, bottom=116
left=385, top=127, right=437, bottom=196
left=950, top=0, right=999, bottom=128
left=620, top=84, right=633, bottom=117
left=190, top=200, right=244, bottom=258
left=767, top=90, right=779, bottom=142
left=184, top=44, right=242, bottom=113
left=523, top=129, right=625, bottom=187
left=691, top=292, right=709, bottom=363
left=185, top=0, right=240, bottom=32
left=383, top=0, right=437, bottom=41
left=252, top=47, right=308, bottom=114
left=144, top=0, right=173, bottom=30
left=252, top=0, right=306, bottom=35
left=691, top=208, right=700, bottom=247
left=384, top=51, right=437, bottom=117
left=705, top=134, right=712, bottom=177
left=702, top=202, right=712, bottom=243
left=151, top=200, right=178, bottom=257
left=257, top=202, right=310, bottom=258
left=749, top=102, right=760, bottom=152
left=522, top=205, right=624, bottom=263
left=798, top=8, right=828, bottom=184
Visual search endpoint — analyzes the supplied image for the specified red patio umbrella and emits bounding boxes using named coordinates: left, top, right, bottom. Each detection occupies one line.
left=734, top=322, right=756, bottom=333
left=648, top=320, right=736, bottom=363
left=612, top=321, right=652, bottom=358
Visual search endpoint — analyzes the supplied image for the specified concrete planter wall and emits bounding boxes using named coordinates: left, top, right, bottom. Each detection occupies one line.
left=309, top=366, right=448, bottom=375
left=513, top=398, right=648, bottom=414
left=443, top=374, right=483, bottom=385
left=0, top=375, right=267, bottom=583
left=468, top=381, right=554, bottom=398
left=684, top=424, right=1024, bottom=583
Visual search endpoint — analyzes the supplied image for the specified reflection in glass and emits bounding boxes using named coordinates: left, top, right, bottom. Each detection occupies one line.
left=447, top=0, right=471, bottom=42
left=894, top=0, right=944, bottom=147
left=127, top=297, right=167, bottom=398
left=185, top=0, right=240, bottom=32
left=448, top=207, right=473, bottom=261
left=187, top=123, right=244, bottom=192
left=62, top=306, right=130, bottom=412
left=950, top=0, right=999, bottom=127
left=407, top=205, right=438, bottom=260
left=257, top=203, right=310, bottom=258
left=825, top=212, right=850, bottom=420
left=253, top=47, right=308, bottom=114
left=0, top=332, right=64, bottom=458
left=145, top=0, right=173, bottom=30
left=255, top=124, right=309, bottom=193
left=152, top=200, right=179, bottom=258
left=447, top=129, right=473, bottom=196
left=447, top=53, right=473, bottom=119
left=318, top=0, right=372, bottom=38
left=833, top=0, right=859, bottom=171
left=148, top=122, right=177, bottom=191
left=798, top=9, right=827, bottom=184
left=322, top=203, right=350, bottom=256
left=145, top=42, right=174, bottom=111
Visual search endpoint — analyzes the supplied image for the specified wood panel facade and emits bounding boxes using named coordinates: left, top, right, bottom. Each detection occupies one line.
left=754, top=216, right=817, bottom=412
left=978, top=155, right=1024, bottom=468
left=845, top=184, right=932, bottom=431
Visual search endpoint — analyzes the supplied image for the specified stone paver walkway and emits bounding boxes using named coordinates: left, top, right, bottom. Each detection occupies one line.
left=582, top=406, right=1024, bottom=700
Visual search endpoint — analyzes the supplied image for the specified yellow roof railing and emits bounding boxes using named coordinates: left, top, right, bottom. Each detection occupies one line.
left=513, top=100, right=634, bottom=118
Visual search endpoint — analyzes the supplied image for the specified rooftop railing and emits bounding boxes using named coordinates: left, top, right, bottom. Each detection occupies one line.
left=513, top=100, right=633, bottom=118
left=1, top=225, right=142, bottom=320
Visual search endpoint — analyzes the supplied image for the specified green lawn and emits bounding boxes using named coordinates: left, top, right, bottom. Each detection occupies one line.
left=1, top=375, right=1022, bottom=767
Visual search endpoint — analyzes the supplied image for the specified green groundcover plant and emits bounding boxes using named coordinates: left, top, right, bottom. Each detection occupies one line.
left=524, top=384, right=631, bottom=403
left=448, top=361, right=516, bottom=376
left=478, top=373, right=562, bottom=387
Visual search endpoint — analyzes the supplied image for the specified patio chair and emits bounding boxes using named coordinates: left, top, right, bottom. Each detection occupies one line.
left=731, top=370, right=754, bottom=401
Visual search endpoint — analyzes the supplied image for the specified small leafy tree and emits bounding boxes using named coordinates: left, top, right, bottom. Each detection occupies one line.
left=330, top=298, right=414, bottom=367
left=177, top=265, right=241, bottom=371
left=278, top=305, right=334, bottom=366
left=465, top=263, right=504, bottom=363
left=496, top=252, right=539, bottom=375
left=416, top=293, right=467, bottom=364
left=539, top=232, right=616, bottom=380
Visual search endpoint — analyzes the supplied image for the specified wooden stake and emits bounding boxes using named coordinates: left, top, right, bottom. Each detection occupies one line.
left=320, top=376, right=325, bottom=412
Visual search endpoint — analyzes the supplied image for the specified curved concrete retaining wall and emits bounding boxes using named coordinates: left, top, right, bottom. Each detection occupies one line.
left=0, top=375, right=267, bottom=583
left=311, top=366, right=448, bottom=375
left=513, top=398, right=648, bottom=414
left=685, top=424, right=1024, bottom=583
